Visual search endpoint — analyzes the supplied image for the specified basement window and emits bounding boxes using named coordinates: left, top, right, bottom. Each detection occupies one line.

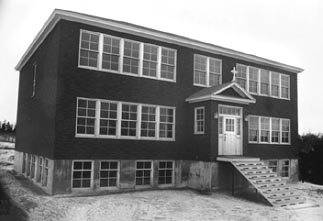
left=158, top=161, right=174, bottom=185
left=280, top=160, right=290, bottom=178
left=136, top=161, right=152, bottom=186
left=72, top=161, right=93, bottom=188
left=268, top=160, right=278, bottom=173
left=31, top=155, right=36, bottom=179
left=36, top=157, right=43, bottom=183
left=99, top=161, right=119, bottom=188
left=42, top=158, right=49, bottom=186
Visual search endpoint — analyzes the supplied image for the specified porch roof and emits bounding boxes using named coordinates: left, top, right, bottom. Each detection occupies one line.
left=185, top=81, right=256, bottom=104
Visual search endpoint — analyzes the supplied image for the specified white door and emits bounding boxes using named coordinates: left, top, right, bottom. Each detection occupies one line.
left=218, top=116, right=242, bottom=155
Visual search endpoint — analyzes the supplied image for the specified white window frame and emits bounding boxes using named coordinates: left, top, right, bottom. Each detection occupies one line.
left=281, top=74, right=290, bottom=99
left=236, top=64, right=290, bottom=100
left=280, top=159, right=290, bottom=178
left=78, top=29, right=176, bottom=83
left=31, top=62, right=37, bottom=98
left=75, top=97, right=176, bottom=141
left=42, top=158, right=49, bottom=187
left=31, top=154, right=36, bottom=179
left=71, top=160, right=94, bottom=190
left=193, top=54, right=222, bottom=87
left=248, top=115, right=291, bottom=145
left=99, top=160, right=119, bottom=189
left=158, top=160, right=175, bottom=187
left=194, top=107, right=205, bottom=134
left=135, top=160, right=153, bottom=187
left=36, top=156, right=43, bottom=183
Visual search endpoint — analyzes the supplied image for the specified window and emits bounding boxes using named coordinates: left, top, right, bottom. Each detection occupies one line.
left=72, top=161, right=92, bottom=188
left=141, top=106, right=156, bottom=138
left=249, top=67, right=259, bottom=93
left=194, top=107, right=205, bottom=134
left=76, top=98, right=175, bottom=140
left=158, top=161, right=173, bottom=185
left=36, top=157, right=43, bottom=183
left=249, top=116, right=259, bottom=142
left=79, top=30, right=176, bottom=82
left=102, top=36, right=120, bottom=71
left=76, top=98, right=96, bottom=135
left=26, top=154, right=31, bottom=176
left=248, top=116, right=290, bottom=144
left=280, top=160, right=290, bottom=177
left=268, top=160, right=278, bottom=173
left=194, top=54, right=222, bottom=87
left=99, top=101, right=118, bottom=136
left=218, top=116, right=223, bottom=135
left=42, top=159, right=49, bottom=186
left=79, top=30, right=99, bottom=68
left=143, top=44, right=158, bottom=77
left=159, top=107, right=175, bottom=139
left=31, top=63, right=37, bottom=97
left=271, top=118, right=280, bottom=143
left=281, top=75, right=290, bottom=99
left=236, top=64, right=247, bottom=90
left=136, top=161, right=152, bottom=186
left=225, top=118, right=235, bottom=132
left=123, top=40, right=140, bottom=74
left=31, top=155, right=36, bottom=179
left=121, top=104, right=138, bottom=137
left=161, top=48, right=176, bottom=80
left=281, top=119, right=290, bottom=144
left=100, top=161, right=119, bottom=187
left=260, top=117, right=270, bottom=143
left=22, top=153, right=26, bottom=174
left=260, top=69, right=270, bottom=95
left=271, top=72, right=280, bottom=97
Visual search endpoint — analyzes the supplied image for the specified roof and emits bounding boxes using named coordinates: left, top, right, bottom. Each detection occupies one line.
left=186, top=81, right=256, bottom=104
left=15, top=9, right=304, bottom=73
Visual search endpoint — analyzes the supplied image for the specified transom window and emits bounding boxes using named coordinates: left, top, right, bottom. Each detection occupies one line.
left=236, top=64, right=290, bottom=100
left=194, top=107, right=205, bottom=134
left=76, top=98, right=175, bottom=140
left=194, top=54, right=222, bottom=87
left=79, top=30, right=176, bottom=82
left=100, top=161, right=119, bottom=187
left=136, top=161, right=152, bottom=186
left=158, top=161, right=174, bottom=185
left=248, top=116, right=290, bottom=144
left=72, top=161, right=92, bottom=188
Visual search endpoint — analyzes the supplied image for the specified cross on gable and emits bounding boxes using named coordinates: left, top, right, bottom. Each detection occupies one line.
left=231, top=67, right=239, bottom=81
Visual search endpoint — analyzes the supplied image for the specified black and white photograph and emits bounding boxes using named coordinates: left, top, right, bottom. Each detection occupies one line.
left=0, top=0, right=323, bottom=220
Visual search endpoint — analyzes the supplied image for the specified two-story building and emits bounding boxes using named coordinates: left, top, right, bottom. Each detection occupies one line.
left=14, top=9, right=304, bottom=207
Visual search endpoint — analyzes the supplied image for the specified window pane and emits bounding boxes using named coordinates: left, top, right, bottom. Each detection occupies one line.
left=79, top=31, right=99, bottom=68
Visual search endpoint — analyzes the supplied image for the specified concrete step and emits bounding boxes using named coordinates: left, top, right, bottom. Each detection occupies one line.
left=266, top=191, right=299, bottom=200
left=250, top=177, right=282, bottom=184
left=238, top=165, right=269, bottom=171
left=242, top=169, right=273, bottom=175
left=256, top=181, right=286, bottom=189
left=272, top=198, right=307, bottom=207
left=260, top=186, right=291, bottom=194
left=245, top=172, right=277, bottom=179
left=234, top=161, right=264, bottom=167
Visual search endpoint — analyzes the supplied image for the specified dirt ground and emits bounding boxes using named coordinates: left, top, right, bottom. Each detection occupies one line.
left=0, top=144, right=323, bottom=221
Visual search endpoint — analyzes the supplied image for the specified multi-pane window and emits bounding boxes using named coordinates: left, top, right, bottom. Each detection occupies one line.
left=260, top=69, right=270, bottom=95
left=123, top=40, right=140, bottom=74
left=143, top=45, right=158, bottom=77
left=76, top=98, right=96, bottom=135
left=100, top=101, right=118, bottom=136
left=280, top=160, right=290, bottom=177
left=141, top=106, right=156, bottom=138
left=100, top=161, right=118, bottom=187
left=72, top=161, right=92, bottom=188
left=42, top=159, right=49, bottom=186
left=31, top=155, right=36, bottom=179
left=281, top=75, right=290, bottom=99
left=268, top=160, right=278, bottom=173
left=194, top=54, right=222, bottom=87
left=121, top=104, right=138, bottom=137
left=26, top=154, right=31, bottom=176
left=281, top=119, right=290, bottom=143
left=248, top=116, right=290, bottom=144
left=236, top=64, right=247, bottom=89
left=271, top=72, right=280, bottom=97
left=79, top=31, right=99, bottom=68
left=22, top=153, right=26, bottom=174
left=194, top=107, right=205, bottom=134
left=260, top=117, right=270, bottom=142
left=102, top=36, right=120, bottom=71
left=32, top=63, right=37, bottom=97
left=218, top=116, right=223, bottom=135
left=249, top=116, right=259, bottom=142
left=159, top=108, right=175, bottom=139
left=79, top=30, right=176, bottom=82
left=76, top=98, right=175, bottom=140
left=136, top=161, right=152, bottom=186
left=158, top=161, right=173, bottom=185
left=161, top=48, right=176, bottom=80
left=271, top=118, right=280, bottom=143
left=36, top=157, right=43, bottom=183
left=249, top=67, right=259, bottom=93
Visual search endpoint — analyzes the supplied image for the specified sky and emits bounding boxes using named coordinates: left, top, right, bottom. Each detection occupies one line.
left=0, top=0, right=322, bottom=134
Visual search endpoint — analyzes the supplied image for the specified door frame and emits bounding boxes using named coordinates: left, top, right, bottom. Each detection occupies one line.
left=218, top=104, right=243, bottom=156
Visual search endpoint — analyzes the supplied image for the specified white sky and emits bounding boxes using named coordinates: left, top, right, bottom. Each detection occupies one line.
left=0, top=0, right=322, bottom=134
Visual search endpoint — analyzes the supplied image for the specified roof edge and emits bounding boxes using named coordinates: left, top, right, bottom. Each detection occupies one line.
left=15, top=9, right=304, bottom=73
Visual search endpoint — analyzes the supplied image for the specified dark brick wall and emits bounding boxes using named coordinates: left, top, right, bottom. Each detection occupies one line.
left=16, top=25, right=61, bottom=158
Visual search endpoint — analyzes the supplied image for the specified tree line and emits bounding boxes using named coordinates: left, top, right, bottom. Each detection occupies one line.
left=0, top=120, right=15, bottom=133
left=299, top=133, right=323, bottom=185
